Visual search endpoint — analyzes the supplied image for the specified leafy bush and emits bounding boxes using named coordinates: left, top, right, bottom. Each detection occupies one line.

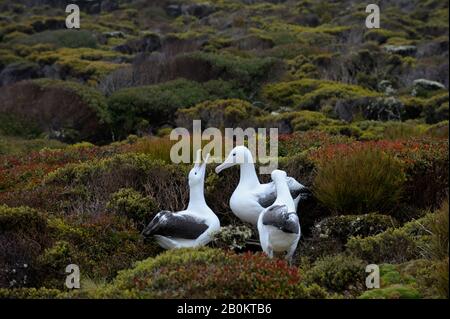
left=29, top=47, right=125, bottom=83
left=176, top=52, right=278, bottom=93
left=176, top=99, right=264, bottom=130
left=107, top=188, right=157, bottom=226
left=345, top=212, right=439, bottom=264
left=346, top=228, right=419, bottom=264
left=86, top=248, right=328, bottom=299
left=262, top=79, right=379, bottom=110
left=0, top=205, right=50, bottom=288
left=0, top=287, right=62, bottom=299
left=17, top=30, right=97, bottom=48
left=312, top=146, right=406, bottom=214
left=304, top=254, right=366, bottom=295
left=313, top=214, right=397, bottom=245
left=44, top=153, right=190, bottom=214
left=0, top=79, right=110, bottom=143
left=0, top=204, right=48, bottom=235
left=211, top=225, right=253, bottom=251
left=107, top=79, right=243, bottom=138
left=290, top=111, right=343, bottom=132
left=47, top=214, right=161, bottom=281
left=419, top=201, right=449, bottom=260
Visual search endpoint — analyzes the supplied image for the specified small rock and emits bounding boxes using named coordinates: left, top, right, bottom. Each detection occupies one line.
left=384, top=45, right=417, bottom=56
left=412, top=79, right=446, bottom=97
left=103, top=31, right=126, bottom=39
left=378, top=80, right=396, bottom=95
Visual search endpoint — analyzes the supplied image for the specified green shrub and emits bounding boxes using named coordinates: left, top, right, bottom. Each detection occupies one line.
left=314, top=214, right=397, bottom=245
left=262, top=79, right=379, bottom=110
left=211, top=225, right=253, bottom=251
left=305, top=254, right=366, bottom=295
left=0, top=113, right=43, bottom=138
left=43, top=153, right=190, bottom=215
left=345, top=212, right=437, bottom=264
left=107, top=188, right=157, bottom=226
left=359, top=284, right=421, bottom=299
left=107, top=79, right=242, bottom=138
left=0, top=79, right=110, bottom=143
left=47, top=214, right=161, bottom=281
left=37, top=241, right=74, bottom=288
left=176, top=99, right=264, bottom=129
left=33, top=79, right=110, bottom=124
left=313, top=147, right=406, bottom=214
left=420, top=201, right=449, bottom=260
left=86, top=248, right=328, bottom=299
left=179, top=51, right=278, bottom=92
left=0, top=205, right=50, bottom=288
left=0, top=287, right=63, bottom=299
left=16, top=30, right=97, bottom=48
left=0, top=205, right=48, bottom=235
left=290, top=111, right=343, bottom=131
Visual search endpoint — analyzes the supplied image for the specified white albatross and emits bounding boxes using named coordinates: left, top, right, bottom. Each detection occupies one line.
left=257, top=170, right=300, bottom=263
left=142, top=150, right=220, bottom=249
left=215, top=145, right=310, bottom=226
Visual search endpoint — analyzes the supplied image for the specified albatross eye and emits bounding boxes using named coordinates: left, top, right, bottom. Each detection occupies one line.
left=233, top=153, right=236, bottom=156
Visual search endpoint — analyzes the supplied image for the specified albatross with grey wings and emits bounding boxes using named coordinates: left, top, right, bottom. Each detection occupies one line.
left=142, top=150, right=220, bottom=249
left=215, top=145, right=311, bottom=226
left=257, top=169, right=301, bottom=263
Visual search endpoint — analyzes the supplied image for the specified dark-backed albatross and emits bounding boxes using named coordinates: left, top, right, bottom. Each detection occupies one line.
left=142, top=150, right=220, bottom=249
left=215, top=145, right=310, bottom=226
left=257, top=169, right=301, bottom=263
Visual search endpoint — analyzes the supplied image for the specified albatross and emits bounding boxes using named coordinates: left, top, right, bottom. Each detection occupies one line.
left=142, top=150, right=220, bottom=249
left=257, top=170, right=300, bottom=263
left=215, top=145, right=310, bottom=226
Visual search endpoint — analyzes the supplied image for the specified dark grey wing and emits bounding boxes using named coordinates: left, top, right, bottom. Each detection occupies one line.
left=262, top=205, right=300, bottom=234
left=257, top=184, right=310, bottom=208
left=257, top=190, right=277, bottom=208
left=142, top=211, right=208, bottom=239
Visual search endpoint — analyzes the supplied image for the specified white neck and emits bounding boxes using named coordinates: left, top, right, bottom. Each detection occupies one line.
left=187, top=182, right=208, bottom=211
left=273, top=177, right=296, bottom=212
left=238, top=161, right=260, bottom=188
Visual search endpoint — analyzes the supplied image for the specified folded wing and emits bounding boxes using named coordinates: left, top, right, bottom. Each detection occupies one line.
left=142, top=211, right=209, bottom=239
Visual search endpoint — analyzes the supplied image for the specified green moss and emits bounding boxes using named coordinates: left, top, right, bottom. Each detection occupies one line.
left=359, top=284, right=422, bottom=299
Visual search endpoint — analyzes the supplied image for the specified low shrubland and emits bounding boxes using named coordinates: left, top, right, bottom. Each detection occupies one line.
left=76, top=248, right=328, bottom=299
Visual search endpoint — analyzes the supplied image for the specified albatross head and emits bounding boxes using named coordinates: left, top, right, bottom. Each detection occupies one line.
left=271, top=169, right=287, bottom=181
left=215, top=145, right=254, bottom=174
left=189, top=149, right=210, bottom=187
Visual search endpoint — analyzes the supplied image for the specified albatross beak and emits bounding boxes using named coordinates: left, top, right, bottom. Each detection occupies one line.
left=193, top=149, right=202, bottom=169
left=215, top=161, right=234, bottom=174
left=201, top=153, right=210, bottom=173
